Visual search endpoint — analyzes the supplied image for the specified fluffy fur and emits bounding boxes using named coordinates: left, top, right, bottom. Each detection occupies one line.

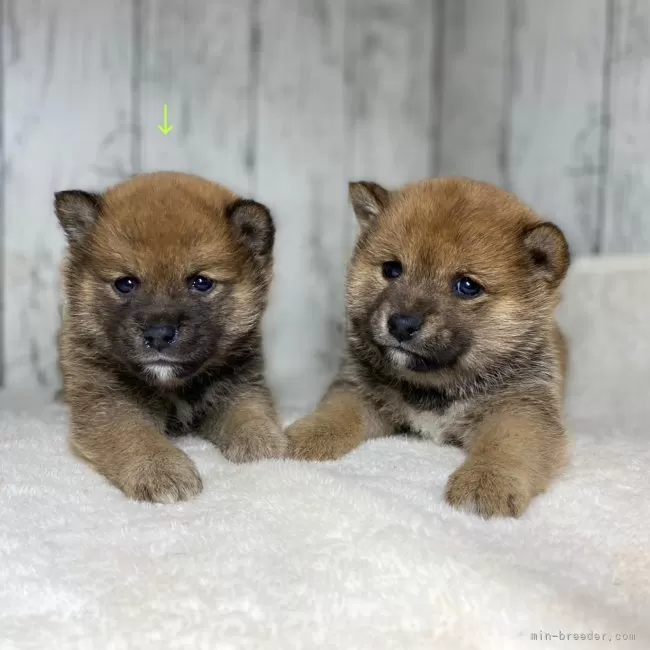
left=286, top=177, right=570, bottom=518
left=55, top=171, right=285, bottom=503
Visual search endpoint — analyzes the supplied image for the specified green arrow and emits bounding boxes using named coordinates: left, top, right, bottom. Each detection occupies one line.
left=157, top=103, right=173, bottom=135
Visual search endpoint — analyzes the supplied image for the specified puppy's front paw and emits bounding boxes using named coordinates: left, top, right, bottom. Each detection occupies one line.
left=121, top=448, right=203, bottom=504
left=444, top=462, right=531, bottom=519
left=285, top=416, right=358, bottom=461
left=220, top=419, right=286, bottom=463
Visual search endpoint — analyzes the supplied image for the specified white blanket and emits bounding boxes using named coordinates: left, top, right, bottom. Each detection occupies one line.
left=1, top=258, right=649, bottom=649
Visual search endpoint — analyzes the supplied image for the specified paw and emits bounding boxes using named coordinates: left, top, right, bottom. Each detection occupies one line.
left=220, top=419, right=287, bottom=463
left=285, top=416, right=358, bottom=461
left=444, top=462, right=532, bottom=519
left=121, top=448, right=203, bottom=504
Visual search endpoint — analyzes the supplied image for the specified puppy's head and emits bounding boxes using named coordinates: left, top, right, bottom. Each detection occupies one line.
left=55, top=172, right=274, bottom=386
left=346, top=178, right=569, bottom=385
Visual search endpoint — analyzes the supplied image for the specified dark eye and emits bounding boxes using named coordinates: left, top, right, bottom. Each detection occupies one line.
left=382, top=261, right=403, bottom=280
left=114, top=276, right=139, bottom=294
left=189, top=275, right=215, bottom=293
left=454, top=276, right=483, bottom=299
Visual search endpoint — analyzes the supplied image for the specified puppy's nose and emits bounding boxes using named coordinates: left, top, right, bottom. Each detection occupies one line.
left=387, top=313, right=422, bottom=342
left=143, top=324, right=178, bottom=351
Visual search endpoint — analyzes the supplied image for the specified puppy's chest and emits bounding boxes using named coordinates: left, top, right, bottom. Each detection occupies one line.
left=165, top=398, right=201, bottom=435
left=164, top=388, right=223, bottom=436
left=400, top=402, right=469, bottom=445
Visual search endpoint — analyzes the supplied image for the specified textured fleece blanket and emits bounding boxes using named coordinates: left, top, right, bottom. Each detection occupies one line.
left=1, top=257, right=649, bottom=650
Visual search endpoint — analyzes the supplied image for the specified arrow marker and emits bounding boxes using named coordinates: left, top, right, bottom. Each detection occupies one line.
left=157, top=103, right=173, bottom=135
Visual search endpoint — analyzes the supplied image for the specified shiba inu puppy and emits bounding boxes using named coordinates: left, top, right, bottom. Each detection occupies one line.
left=286, top=177, right=570, bottom=518
left=56, top=172, right=285, bottom=502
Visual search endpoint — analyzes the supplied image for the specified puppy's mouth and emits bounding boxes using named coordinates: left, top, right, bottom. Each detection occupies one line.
left=142, top=361, right=179, bottom=384
left=139, top=356, right=202, bottom=383
left=381, top=345, right=461, bottom=373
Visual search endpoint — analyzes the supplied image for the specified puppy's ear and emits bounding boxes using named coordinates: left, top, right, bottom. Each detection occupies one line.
left=227, top=199, right=275, bottom=260
left=522, top=222, right=570, bottom=286
left=54, top=190, right=103, bottom=245
left=348, top=181, right=390, bottom=230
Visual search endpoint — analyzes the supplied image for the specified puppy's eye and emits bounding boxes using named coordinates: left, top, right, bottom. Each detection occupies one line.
left=454, top=276, right=483, bottom=299
left=382, top=261, right=403, bottom=280
left=114, top=276, right=139, bottom=294
left=189, top=275, right=215, bottom=293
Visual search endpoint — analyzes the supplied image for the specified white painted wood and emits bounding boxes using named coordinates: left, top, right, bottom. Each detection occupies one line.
left=437, top=0, right=510, bottom=185
left=0, top=0, right=5, bottom=387
left=139, top=0, right=254, bottom=195
left=256, top=0, right=349, bottom=414
left=2, top=0, right=133, bottom=390
left=602, top=1, right=650, bottom=253
left=346, top=0, right=436, bottom=187
left=509, top=0, right=608, bottom=255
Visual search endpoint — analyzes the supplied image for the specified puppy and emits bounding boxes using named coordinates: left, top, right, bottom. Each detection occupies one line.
left=55, top=171, right=285, bottom=503
left=286, top=177, right=570, bottom=518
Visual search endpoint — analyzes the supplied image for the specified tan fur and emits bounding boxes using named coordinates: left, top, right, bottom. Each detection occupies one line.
left=69, top=398, right=202, bottom=503
left=215, top=388, right=286, bottom=463
left=286, top=177, right=570, bottom=519
left=287, top=386, right=377, bottom=461
left=56, top=172, right=284, bottom=503
left=445, top=397, right=568, bottom=517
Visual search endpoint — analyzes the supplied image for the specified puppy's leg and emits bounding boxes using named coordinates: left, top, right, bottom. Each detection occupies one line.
left=445, top=397, right=568, bottom=518
left=69, top=397, right=202, bottom=503
left=204, top=387, right=285, bottom=463
left=285, top=382, right=385, bottom=461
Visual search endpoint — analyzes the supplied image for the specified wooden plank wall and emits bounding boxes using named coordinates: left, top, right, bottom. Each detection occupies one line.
left=2, top=0, right=134, bottom=390
left=1, top=0, right=649, bottom=407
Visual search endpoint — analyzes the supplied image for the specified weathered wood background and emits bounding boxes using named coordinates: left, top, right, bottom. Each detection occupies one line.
left=1, top=0, right=649, bottom=411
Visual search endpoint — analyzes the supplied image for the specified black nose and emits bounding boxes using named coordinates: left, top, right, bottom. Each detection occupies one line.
left=387, top=313, right=422, bottom=342
left=143, top=325, right=178, bottom=351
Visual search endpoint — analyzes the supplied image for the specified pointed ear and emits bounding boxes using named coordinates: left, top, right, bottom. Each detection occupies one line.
left=54, top=190, right=103, bottom=245
left=226, top=199, right=275, bottom=260
left=348, top=181, right=390, bottom=230
left=522, top=222, right=570, bottom=286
